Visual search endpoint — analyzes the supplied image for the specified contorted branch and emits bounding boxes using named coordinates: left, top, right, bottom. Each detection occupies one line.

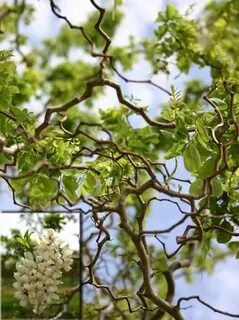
left=176, top=296, right=239, bottom=318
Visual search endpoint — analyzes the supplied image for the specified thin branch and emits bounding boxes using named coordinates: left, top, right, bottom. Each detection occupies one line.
left=177, top=296, right=239, bottom=318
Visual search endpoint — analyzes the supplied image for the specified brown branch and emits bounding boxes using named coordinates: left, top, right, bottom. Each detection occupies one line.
left=176, top=296, right=239, bottom=318
left=101, top=78, right=175, bottom=129
left=142, top=214, right=190, bottom=236
left=109, top=58, right=172, bottom=96
left=116, top=198, right=184, bottom=320
left=89, top=0, right=111, bottom=54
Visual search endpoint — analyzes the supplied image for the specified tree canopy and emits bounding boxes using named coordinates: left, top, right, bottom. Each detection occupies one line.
left=0, top=0, right=239, bottom=319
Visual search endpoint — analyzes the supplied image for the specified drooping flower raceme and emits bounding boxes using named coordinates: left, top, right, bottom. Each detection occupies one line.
left=13, top=229, right=73, bottom=314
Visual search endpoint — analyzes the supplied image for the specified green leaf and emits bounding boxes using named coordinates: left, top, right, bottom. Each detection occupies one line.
left=161, top=107, right=175, bottom=121
left=217, top=220, right=233, bottom=244
left=196, top=119, right=211, bottom=150
left=235, top=168, right=239, bottom=177
left=18, top=149, right=39, bottom=172
left=196, top=119, right=209, bottom=142
left=8, top=85, right=19, bottom=94
left=175, top=115, right=188, bottom=137
left=28, top=174, right=58, bottom=206
left=115, top=0, right=123, bottom=4
left=210, top=98, right=227, bottom=111
left=85, top=171, right=96, bottom=189
left=177, top=54, right=191, bottom=73
left=82, top=171, right=104, bottom=196
left=198, top=156, right=217, bottom=179
left=228, top=241, right=239, bottom=251
left=12, top=108, right=29, bottom=123
left=16, top=237, right=26, bottom=246
left=0, top=153, right=10, bottom=165
left=189, top=179, right=204, bottom=196
left=155, top=25, right=168, bottom=38
left=211, top=176, right=223, bottom=197
left=164, top=142, right=184, bottom=159
left=214, top=18, right=227, bottom=29
left=43, top=214, right=66, bottom=231
left=62, top=174, right=79, bottom=203
left=166, top=4, right=178, bottom=19
left=183, top=142, right=201, bottom=173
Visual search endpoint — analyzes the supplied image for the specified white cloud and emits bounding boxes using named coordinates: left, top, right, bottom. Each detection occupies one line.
left=21, top=0, right=56, bottom=45
left=211, top=264, right=239, bottom=313
left=93, top=85, right=121, bottom=110
left=113, top=0, right=164, bottom=46
left=173, top=0, right=210, bottom=17
left=58, top=0, right=94, bottom=25
left=22, top=0, right=95, bottom=45
left=175, top=259, right=239, bottom=320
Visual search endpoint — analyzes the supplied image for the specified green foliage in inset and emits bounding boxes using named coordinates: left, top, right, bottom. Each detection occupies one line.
left=43, top=214, right=66, bottom=231
left=12, top=230, right=35, bottom=257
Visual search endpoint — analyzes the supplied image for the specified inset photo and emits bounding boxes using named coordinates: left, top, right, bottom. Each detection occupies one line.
left=1, top=213, right=80, bottom=319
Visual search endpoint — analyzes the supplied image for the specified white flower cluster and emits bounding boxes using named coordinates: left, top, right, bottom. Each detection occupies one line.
left=13, top=229, right=73, bottom=314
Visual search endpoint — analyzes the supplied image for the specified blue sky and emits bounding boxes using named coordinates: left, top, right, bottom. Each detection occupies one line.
left=0, top=1, right=238, bottom=319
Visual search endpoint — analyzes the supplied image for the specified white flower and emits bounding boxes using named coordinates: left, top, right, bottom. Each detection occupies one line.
left=28, top=296, right=37, bottom=305
left=13, top=282, right=22, bottom=290
left=62, top=247, right=73, bottom=258
left=56, top=259, right=63, bottom=267
left=14, top=228, right=73, bottom=314
left=46, top=228, right=55, bottom=238
left=23, top=282, right=35, bottom=291
left=45, top=267, right=54, bottom=276
left=38, top=262, right=46, bottom=272
left=14, top=291, right=25, bottom=299
left=64, top=258, right=73, bottom=266
left=36, top=273, right=45, bottom=282
left=15, top=262, right=21, bottom=271
left=48, top=292, right=59, bottom=300
left=35, top=255, right=43, bottom=263
left=63, top=265, right=72, bottom=272
left=53, top=252, right=61, bottom=259
left=24, top=251, right=34, bottom=261
left=28, top=291, right=36, bottom=298
left=52, top=270, right=62, bottom=278
left=20, top=274, right=30, bottom=283
left=47, top=285, right=57, bottom=293
left=23, top=283, right=31, bottom=290
left=49, top=242, right=59, bottom=251
left=16, top=264, right=29, bottom=274
left=21, top=258, right=37, bottom=269
left=30, top=233, right=40, bottom=245
left=35, top=305, right=45, bottom=314
left=36, top=290, right=45, bottom=299
left=19, top=299, right=28, bottom=307
left=59, top=239, right=69, bottom=247
left=46, top=259, right=54, bottom=266
left=36, top=281, right=44, bottom=289
left=41, top=251, right=52, bottom=260
left=45, top=278, right=54, bottom=286
left=14, top=272, right=22, bottom=282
